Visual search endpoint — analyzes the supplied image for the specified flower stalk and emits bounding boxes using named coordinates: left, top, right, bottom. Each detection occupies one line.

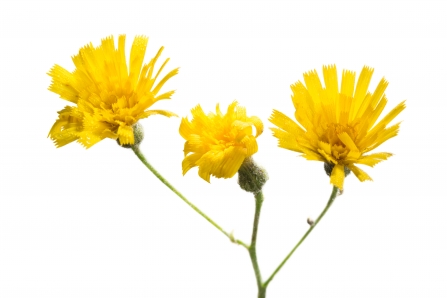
left=131, top=144, right=249, bottom=248
left=263, top=186, right=339, bottom=287
left=248, top=191, right=266, bottom=298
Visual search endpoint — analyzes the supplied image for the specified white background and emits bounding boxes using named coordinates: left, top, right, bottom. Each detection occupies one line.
left=1, top=0, right=446, bottom=297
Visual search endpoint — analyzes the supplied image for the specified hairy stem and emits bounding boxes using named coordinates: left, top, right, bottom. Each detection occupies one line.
left=131, top=145, right=249, bottom=249
left=249, top=191, right=266, bottom=298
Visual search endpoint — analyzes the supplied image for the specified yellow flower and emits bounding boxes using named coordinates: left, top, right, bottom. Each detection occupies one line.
left=48, top=35, right=179, bottom=148
left=180, top=102, right=263, bottom=182
left=270, top=65, right=405, bottom=190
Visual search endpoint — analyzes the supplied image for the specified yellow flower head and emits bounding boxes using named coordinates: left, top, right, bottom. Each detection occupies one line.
left=270, top=65, right=405, bottom=190
left=48, top=35, right=179, bottom=148
left=180, top=102, right=264, bottom=182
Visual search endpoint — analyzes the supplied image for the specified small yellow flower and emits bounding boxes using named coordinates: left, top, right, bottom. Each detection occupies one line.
left=48, top=35, right=179, bottom=148
left=180, top=102, right=263, bottom=182
left=270, top=65, right=405, bottom=189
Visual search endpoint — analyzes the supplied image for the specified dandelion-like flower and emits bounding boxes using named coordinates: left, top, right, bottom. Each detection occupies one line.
left=48, top=35, right=179, bottom=148
left=180, top=102, right=263, bottom=182
left=270, top=65, right=405, bottom=189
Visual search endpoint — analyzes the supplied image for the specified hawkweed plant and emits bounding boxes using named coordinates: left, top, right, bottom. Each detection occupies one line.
left=48, top=36, right=404, bottom=297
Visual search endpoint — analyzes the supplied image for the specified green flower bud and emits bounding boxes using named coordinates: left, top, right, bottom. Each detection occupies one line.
left=117, top=122, right=144, bottom=148
left=237, top=157, right=268, bottom=194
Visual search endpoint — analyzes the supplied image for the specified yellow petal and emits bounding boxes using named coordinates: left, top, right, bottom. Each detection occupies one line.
left=117, top=35, right=128, bottom=82
left=49, top=125, right=80, bottom=148
left=363, top=122, right=401, bottom=153
left=330, top=164, right=345, bottom=190
left=139, top=109, right=178, bottom=119
left=301, top=151, right=325, bottom=161
left=366, top=96, right=388, bottom=131
left=77, top=131, right=103, bottom=148
left=47, top=65, right=78, bottom=103
left=235, top=105, right=247, bottom=120
left=152, top=67, right=179, bottom=96
left=195, top=148, right=245, bottom=181
left=196, top=151, right=217, bottom=182
left=116, top=125, right=134, bottom=145
left=215, top=103, right=223, bottom=117
left=340, top=69, right=355, bottom=98
left=100, top=129, right=118, bottom=140
left=291, top=81, right=315, bottom=122
left=322, top=65, right=339, bottom=103
left=240, top=135, right=258, bottom=156
left=271, top=128, right=305, bottom=152
left=321, top=101, right=337, bottom=125
left=339, top=94, right=353, bottom=125
left=248, top=116, right=264, bottom=137
left=318, top=141, right=331, bottom=155
left=152, top=54, right=169, bottom=86
left=145, top=46, right=165, bottom=90
left=197, top=152, right=222, bottom=181
left=364, top=101, right=406, bottom=142
left=232, top=120, right=252, bottom=132
left=318, top=148, right=338, bottom=165
left=348, top=164, right=373, bottom=182
left=128, top=36, right=148, bottom=88
left=208, top=150, right=227, bottom=178
left=182, top=153, right=202, bottom=175
left=154, top=90, right=176, bottom=101
left=183, top=135, right=204, bottom=155
left=357, top=95, right=388, bottom=139
left=303, top=70, right=323, bottom=111
left=356, top=152, right=393, bottom=167
left=338, top=132, right=359, bottom=151
left=346, top=150, right=361, bottom=160
left=269, top=110, right=305, bottom=136
left=48, top=106, right=83, bottom=147
left=356, top=77, right=388, bottom=119
left=190, top=105, right=208, bottom=123
left=351, top=66, right=374, bottom=121
left=179, top=117, right=195, bottom=140
left=220, top=146, right=246, bottom=178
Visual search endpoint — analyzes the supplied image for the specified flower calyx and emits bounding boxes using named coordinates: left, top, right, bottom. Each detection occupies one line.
left=237, top=157, right=268, bottom=194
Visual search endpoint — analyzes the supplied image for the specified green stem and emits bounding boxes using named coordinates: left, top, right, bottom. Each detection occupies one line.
left=249, top=191, right=266, bottom=298
left=131, top=145, right=249, bottom=249
left=263, top=186, right=338, bottom=287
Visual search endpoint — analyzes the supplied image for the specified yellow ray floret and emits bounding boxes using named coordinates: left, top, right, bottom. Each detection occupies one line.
left=180, top=102, right=263, bottom=182
left=270, top=65, right=405, bottom=190
left=48, top=35, right=179, bottom=148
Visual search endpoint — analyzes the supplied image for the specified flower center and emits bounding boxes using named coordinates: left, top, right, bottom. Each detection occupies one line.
left=210, top=126, right=242, bottom=150
left=323, top=123, right=358, bottom=160
left=323, top=123, right=357, bottom=145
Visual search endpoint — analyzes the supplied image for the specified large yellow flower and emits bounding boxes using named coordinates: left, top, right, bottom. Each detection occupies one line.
left=270, top=65, right=405, bottom=189
left=180, top=102, right=263, bottom=182
left=48, top=35, right=179, bottom=148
